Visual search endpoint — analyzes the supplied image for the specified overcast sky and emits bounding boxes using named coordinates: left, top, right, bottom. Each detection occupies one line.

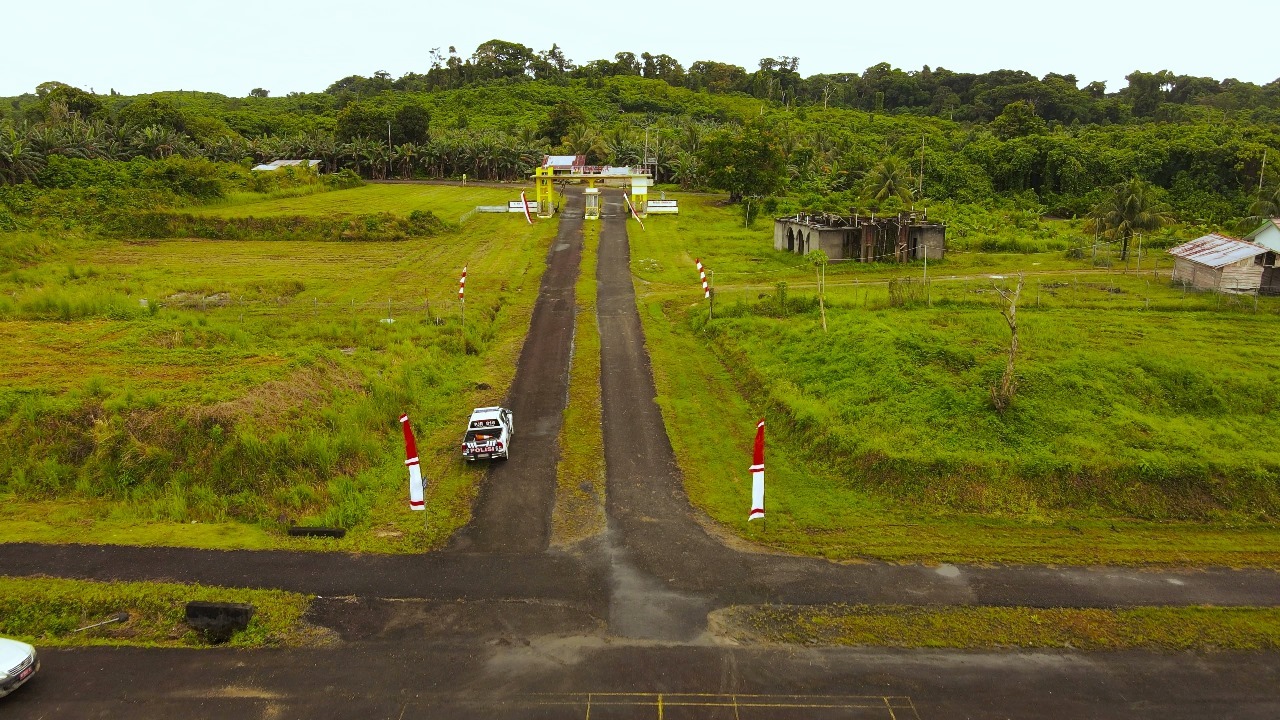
left=5, top=0, right=1276, bottom=98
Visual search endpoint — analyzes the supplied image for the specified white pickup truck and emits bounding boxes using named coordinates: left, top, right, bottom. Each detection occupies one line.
left=462, top=406, right=513, bottom=461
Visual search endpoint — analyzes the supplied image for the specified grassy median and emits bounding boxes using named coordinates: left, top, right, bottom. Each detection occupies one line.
left=552, top=222, right=606, bottom=545
left=717, top=604, right=1280, bottom=652
left=0, top=576, right=324, bottom=648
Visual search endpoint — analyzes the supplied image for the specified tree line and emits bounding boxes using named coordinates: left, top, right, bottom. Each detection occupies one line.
left=3, top=41, right=1280, bottom=228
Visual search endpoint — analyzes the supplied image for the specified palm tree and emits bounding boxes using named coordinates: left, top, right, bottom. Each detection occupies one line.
left=1248, top=185, right=1280, bottom=223
left=133, top=125, right=182, bottom=159
left=394, top=142, right=418, bottom=179
left=678, top=122, right=704, bottom=154
left=301, top=130, right=338, bottom=173
left=1087, top=177, right=1171, bottom=260
left=561, top=124, right=607, bottom=165
left=603, top=126, right=640, bottom=166
left=362, top=141, right=388, bottom=180
left=0, top=127, right=45, bottom=184
left=670, top=150, right=702, bottom=189
left=864, top=157, right=914, bottom=204
left=207, top=135, right=250, bottom=163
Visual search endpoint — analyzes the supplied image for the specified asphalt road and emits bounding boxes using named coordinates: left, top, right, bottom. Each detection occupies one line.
left=3, top=189, right=1279, bottom=719
left=7, top=642, right=1279, bottom=719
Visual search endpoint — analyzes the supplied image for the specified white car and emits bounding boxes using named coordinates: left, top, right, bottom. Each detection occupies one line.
left=0, top=637, right=38, bottom=698
left=462, top=406, right=514, bottom=461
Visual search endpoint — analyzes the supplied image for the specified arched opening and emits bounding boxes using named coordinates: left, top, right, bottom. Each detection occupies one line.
left=787, top=227, right=795, bottom=252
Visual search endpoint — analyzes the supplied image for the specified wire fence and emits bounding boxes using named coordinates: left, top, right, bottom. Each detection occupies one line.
left=695, top=269, right=1280, bottom=318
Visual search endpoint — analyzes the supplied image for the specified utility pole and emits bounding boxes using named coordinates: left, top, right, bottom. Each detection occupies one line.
left=1136, top=235, right=1143, bottom=273
left=922, top=243, right=930, bottom=306
left=387, top=121, right=393, bottom=179
left=918, top=133, right=925, bottom=199
left=1261, top=149, right=1269, bottom=193
left=708, top=270, right=715, bottom=321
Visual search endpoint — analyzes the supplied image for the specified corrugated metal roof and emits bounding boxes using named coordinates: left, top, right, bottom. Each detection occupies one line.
left=542, top=155, right=585, bottom=168
left=1167, top=233, right=1268, bottom=268
left=251, top=159, right=322, bottom=171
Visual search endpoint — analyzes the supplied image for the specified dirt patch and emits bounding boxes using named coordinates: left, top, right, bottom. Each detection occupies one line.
left=164, top=291, right=231, bottom=308
left=194, top=361, right=363, bottom=427
left=305, top=596, right=603, bottom=642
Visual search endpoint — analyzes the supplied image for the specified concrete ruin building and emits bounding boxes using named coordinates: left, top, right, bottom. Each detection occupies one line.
left=773, top=212, right=945, bottom=262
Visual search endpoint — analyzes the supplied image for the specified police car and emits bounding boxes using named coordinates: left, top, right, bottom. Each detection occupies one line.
left=462, top=406, right=513, bottom=461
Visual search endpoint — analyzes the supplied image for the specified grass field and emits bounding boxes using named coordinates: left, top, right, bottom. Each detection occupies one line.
left=0, top=185, right=557, bottom=552
left=626, top=193, right=1170, bottom=294
left=0, top=576, right=320, bottom=648
left=634, top=192, right=1280, bottom=566
left=718, top=604, right=1280, bottom=652
left=551, top=222, right=606, bottom=545
left=192, top=183, right=532, bottom=223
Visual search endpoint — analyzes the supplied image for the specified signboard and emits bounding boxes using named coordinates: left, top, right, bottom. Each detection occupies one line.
left=646, top=200, right=679, bottom=214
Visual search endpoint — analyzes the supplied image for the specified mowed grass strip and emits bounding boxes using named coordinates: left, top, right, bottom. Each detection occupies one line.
left=633, top=193, right=1280, bottom=567
left=190, top=183, right=528, bottom=221
left=551, top=222, right=606, bottom=545
left=717, top=604, right=1280, bottom=652
left=0, top=576, right=323, bottom=648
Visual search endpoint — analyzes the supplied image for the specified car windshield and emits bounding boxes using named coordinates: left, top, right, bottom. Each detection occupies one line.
left=465, top=429, right=500, bottom=443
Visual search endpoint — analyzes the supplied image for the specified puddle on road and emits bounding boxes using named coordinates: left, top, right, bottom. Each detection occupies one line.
left=603, top=525, right=712, bottom=642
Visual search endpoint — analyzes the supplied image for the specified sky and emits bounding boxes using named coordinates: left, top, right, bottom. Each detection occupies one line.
left=5, top=0, right=1277, bottom=98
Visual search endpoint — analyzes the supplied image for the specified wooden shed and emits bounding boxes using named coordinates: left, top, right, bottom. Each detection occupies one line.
left=1167, top=234, right=1269, bottom=292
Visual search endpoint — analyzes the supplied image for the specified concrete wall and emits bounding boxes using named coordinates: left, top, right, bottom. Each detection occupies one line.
left=774, top=218, right=942, bottom=262
left=913, top=226, right=946, bottom=260
left=774, top=220, right=852, bottom=258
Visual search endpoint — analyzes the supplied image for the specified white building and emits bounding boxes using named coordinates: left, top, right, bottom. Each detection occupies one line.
left=1244, top=219, right=1280, bottom=294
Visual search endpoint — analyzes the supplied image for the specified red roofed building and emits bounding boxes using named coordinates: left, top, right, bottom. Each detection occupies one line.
left=541, top=155, right=586, bottom=171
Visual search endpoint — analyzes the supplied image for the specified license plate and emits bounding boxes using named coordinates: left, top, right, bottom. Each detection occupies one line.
left=17, top=667, right=31, bottom=680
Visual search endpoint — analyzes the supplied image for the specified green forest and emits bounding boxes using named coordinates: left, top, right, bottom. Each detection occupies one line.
left=3, top=39, right=1280, bottom=234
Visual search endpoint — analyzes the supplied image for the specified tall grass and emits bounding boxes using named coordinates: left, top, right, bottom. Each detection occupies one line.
left=0, top=197, right=557, bottom=550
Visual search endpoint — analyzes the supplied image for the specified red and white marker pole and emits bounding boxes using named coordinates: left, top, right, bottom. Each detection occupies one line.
left=622, top=191, right=645, bottom=229
left=458, top=265, right=467, bottom=342
left=696, top=259, right=710, bottom=299
left=520, top=191, right=533, bottom=225
left=748, top=419, right=765, bottom=521
left=400, top=414, right=425, bottom=512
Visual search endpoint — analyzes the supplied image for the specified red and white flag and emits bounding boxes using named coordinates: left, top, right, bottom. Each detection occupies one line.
left=696, top=259, right=710, bottom=299
left=622, top=191, right=645, bottom=229
left=520, top=191, right=533, bottom=225
left=458, top=265, right=467, bottom=301
left=748, top=419, right=765, bottom=521
left=400, top=414, right=425, bottom=511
